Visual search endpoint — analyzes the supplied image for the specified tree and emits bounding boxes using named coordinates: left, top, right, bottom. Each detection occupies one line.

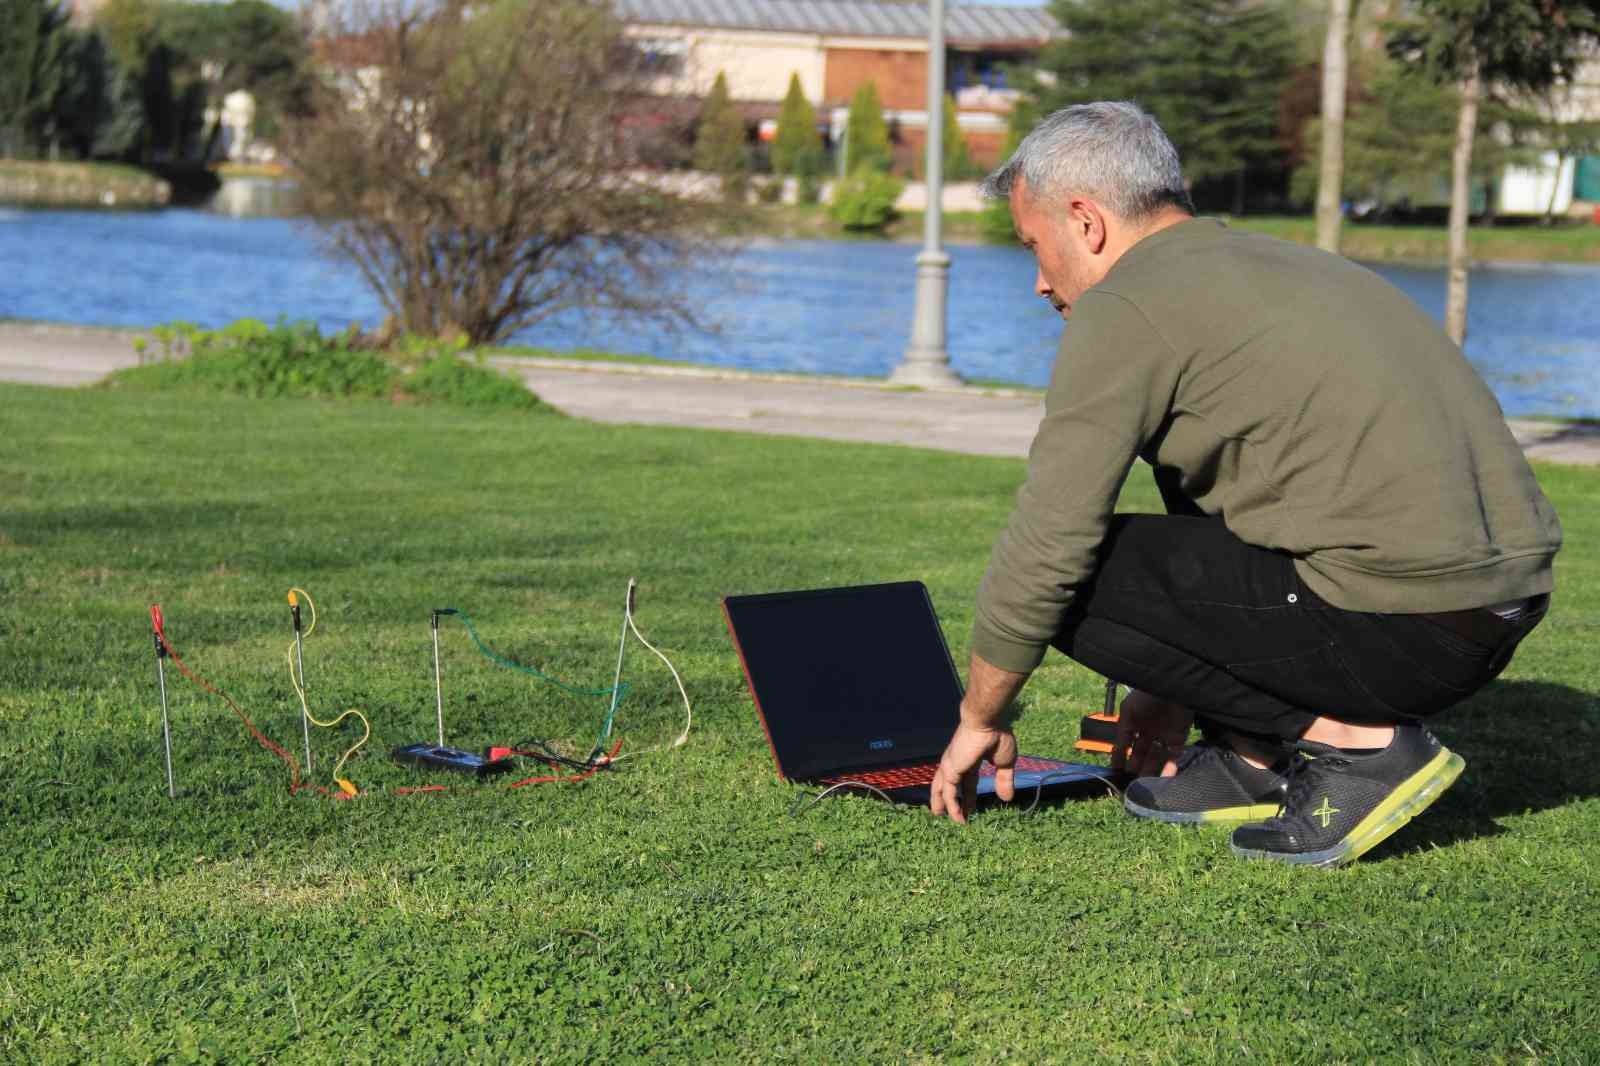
left=981, top=98, right=1037, bottom=242
left=770, top=72, right=819, bottom=176
left=1036, top=0, right=1298, bottom=211
left=49, top=28, right=116, bottom=160
left=1387, top=0, right=1600, bottom=344
left=1315, top=0, right=1351, bottom=252
left=942, top=93, right=976, bottom=180
left=0, top=0, right=71, bottom=157
left=694, top=71, right=748, bottom=200
left=1293, top=54, right=1531, bottom=215
left=844, top=80, right=891, bottom=174
left=286, top=0, right=725, bottom=346
left=159, top=0, right=314, bottom=161
left=1535, top=112, right=1600, bottom=222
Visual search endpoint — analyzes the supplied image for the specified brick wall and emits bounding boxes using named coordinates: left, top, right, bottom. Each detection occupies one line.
left=824, top=48, right=928, bottom=110
left=892, top=127, right=1008, bottom=176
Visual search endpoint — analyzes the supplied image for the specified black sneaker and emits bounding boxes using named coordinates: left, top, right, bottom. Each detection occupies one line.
left=1230, top=726, right=1465, bottom=867
left=1123, top=741, right=1289, bottom=824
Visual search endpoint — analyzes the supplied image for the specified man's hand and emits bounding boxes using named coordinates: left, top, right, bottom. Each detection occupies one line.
left=1110, top=689, right=1194, bottom=778
left=929, top=652, right=1030, bottom=824
left=930, top=720, right=1018, bottom=825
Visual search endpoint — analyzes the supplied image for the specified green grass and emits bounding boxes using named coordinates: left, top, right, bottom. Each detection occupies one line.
left=112, top=319, right=548, bottom=412
left=1232, top=216, right=1600, bottom=264
left=739, top=202, right=1600, bottom=262
left=2, top=384, right=1597, bottom=1063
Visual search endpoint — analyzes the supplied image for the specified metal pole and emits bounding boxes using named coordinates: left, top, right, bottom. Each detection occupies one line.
left=294, top=624, right=312, bottom=774
left=154, top=630, right=174, bottom=799
left=889, top=0, right=961, bottom=388
left=603, top=579, right=635, bottom=745
left=431, top=610, right=446, bottom=748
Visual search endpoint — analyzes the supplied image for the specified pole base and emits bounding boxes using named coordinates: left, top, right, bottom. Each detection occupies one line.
left=888, top=354, right=964, bottom=388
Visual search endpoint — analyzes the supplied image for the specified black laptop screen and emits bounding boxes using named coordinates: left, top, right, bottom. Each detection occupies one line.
left=723, top=582, right=965, bottom=782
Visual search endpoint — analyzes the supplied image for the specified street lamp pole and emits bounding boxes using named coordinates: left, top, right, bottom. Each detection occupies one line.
left=889, top=0, right=962, bottom=388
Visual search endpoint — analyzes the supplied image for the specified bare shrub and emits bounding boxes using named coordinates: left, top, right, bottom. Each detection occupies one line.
left=287, top=0, right=723, bottom=345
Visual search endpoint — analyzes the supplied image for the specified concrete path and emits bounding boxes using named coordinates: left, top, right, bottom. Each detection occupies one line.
left=4, top=321, right=1598, bottom=466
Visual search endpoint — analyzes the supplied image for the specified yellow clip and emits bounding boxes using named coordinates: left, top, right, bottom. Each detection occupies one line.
left=288, top=590, right=298, bottom=608
left=336, top=778, right=359, bottom=798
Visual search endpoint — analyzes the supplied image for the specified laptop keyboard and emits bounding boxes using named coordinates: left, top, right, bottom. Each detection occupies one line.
left=822, top=755, right=1067, bottom=790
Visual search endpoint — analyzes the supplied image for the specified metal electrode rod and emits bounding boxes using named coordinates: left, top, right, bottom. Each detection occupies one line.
left=290, top=592, right=312, bottom=775
left=153, top=626, right=174, bottom=799
left=604, top=579, right=636, bottom=745
left=431, top=610, right=446, bottom=747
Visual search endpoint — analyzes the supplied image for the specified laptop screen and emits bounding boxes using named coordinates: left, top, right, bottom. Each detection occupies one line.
left=722, top=581, right=965, bottom=782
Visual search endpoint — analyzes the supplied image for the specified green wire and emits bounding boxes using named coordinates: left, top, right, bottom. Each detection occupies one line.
left=442, top=608, right=628, bottom=763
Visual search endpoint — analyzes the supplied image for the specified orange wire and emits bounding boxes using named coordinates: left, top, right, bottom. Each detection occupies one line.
left=152, top=609, right=342, bottom=799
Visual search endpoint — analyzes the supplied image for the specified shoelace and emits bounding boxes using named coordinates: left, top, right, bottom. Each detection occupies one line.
left=1267, top=746, right=1352, bottom=825
left=1173, top=740, right=1228, bottom=773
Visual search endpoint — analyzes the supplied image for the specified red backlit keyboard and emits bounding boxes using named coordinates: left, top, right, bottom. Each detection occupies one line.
left=821, top=755, right=1067, bottom=789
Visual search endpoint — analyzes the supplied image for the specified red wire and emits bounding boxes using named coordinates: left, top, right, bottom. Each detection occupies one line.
left=507, top=738, right=623, bottom=788
left=395, top=738, right=624, bottom=795
left=151, top=607, right=341, bottom=799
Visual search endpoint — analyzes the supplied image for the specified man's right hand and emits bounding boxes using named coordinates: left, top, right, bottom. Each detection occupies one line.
left=1110, top=689, right=1194, bottom=778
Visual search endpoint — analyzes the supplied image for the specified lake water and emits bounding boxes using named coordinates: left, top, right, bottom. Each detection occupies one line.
left=3, top=207, right=1598, bottom=417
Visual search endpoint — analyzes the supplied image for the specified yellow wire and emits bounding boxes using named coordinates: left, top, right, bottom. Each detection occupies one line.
left=287, top=586, right=371, bottom=793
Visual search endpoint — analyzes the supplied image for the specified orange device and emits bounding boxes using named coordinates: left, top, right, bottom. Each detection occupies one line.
left=1076, top=678, right=1120, bottom=754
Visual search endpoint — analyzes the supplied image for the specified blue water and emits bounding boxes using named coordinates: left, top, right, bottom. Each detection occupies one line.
left=3, top=207, right=1598, bottom=416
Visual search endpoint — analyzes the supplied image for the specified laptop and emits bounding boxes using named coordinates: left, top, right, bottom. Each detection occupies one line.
left=722, top=581, right=1114, bottom=807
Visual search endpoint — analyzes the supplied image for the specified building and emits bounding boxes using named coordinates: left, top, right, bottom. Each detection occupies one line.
left=616, top=0, right=1058, bottom=172
left=1497, top=54, right=1600, bottom=217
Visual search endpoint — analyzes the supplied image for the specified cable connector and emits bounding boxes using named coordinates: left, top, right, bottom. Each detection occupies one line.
left=486, top=746, right=514, bottom=763
left=150, top=605, right=168, bottom=658
left=335, top=777, right=359, bottom=798
left=288, top=590, right=302, bottom=633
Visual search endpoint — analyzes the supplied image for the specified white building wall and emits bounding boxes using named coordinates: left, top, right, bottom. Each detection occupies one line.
left=626, top=25, right=826, bottom=101
left=1498, top=152, right=1577, bottom=216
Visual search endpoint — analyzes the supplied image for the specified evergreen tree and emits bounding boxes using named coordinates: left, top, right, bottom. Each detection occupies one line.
left=693, top=71, right=748, bottom=199
left=981, top=100, right=1036, bottom=242
left=0, top=0, right=71, bottom=157
left=942, top=93, right=975, bottom=180
left=50, top=28, right=115, bottom=160
left=1034, top=0, right=1297, bottom=204
left=771, top=72, right=818, bottom=175
left=1292, top=54, right=1529, bottom=213
left=1386, top=0, right=1600, bottom=343
left=844, top=80, right=892, bottom=174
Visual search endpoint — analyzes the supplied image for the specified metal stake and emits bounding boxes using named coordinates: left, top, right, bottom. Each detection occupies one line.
left=604, top=579, right=635, bottom=746
left=431, top=609, right=447, bottom=747
left=153, top=627, right=175, bottom=799
left=290, top=594, right=312, bottom=775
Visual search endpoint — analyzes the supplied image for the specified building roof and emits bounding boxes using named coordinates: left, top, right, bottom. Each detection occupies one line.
left=616, top=0, right=1058, bottom=46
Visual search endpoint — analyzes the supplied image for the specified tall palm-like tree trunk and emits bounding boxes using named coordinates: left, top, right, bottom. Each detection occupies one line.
left=1315, top=0, right=1351, bottom=253
left=1445, top=58, right=1480, bottom=346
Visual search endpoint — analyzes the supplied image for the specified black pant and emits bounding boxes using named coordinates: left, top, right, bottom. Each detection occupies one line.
left=1051, top=516, right=1549, bottom=744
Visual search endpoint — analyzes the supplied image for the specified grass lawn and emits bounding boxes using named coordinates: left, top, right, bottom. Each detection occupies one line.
left=738, top=202, right=1600, bottom=264
left=2, top=383, right=1597, bottom=1063
left=1229, top=217, right=1600, bottom=265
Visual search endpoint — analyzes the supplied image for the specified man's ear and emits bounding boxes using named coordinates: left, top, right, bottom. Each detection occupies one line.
left=1066, top=197, right=1109, bottom=255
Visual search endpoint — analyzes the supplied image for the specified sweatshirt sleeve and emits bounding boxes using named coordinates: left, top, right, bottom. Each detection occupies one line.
left=972, top=291, right=1181, bottom=673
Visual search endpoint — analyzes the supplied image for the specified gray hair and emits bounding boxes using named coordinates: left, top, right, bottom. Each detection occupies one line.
left=980, top=101, right=1192, bottom=220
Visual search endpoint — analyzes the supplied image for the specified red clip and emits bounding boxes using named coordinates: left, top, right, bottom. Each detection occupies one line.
left=150, top=604, right=165, bottom=636
left=487, top=746, right=513, bottom=763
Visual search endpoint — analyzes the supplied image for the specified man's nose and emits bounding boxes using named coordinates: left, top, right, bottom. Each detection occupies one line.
left=1035, top=268, right=1050, bottom=298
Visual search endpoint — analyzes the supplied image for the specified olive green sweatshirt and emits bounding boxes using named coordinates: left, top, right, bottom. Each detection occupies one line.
left=973, top=218, right=1562, bottom=675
